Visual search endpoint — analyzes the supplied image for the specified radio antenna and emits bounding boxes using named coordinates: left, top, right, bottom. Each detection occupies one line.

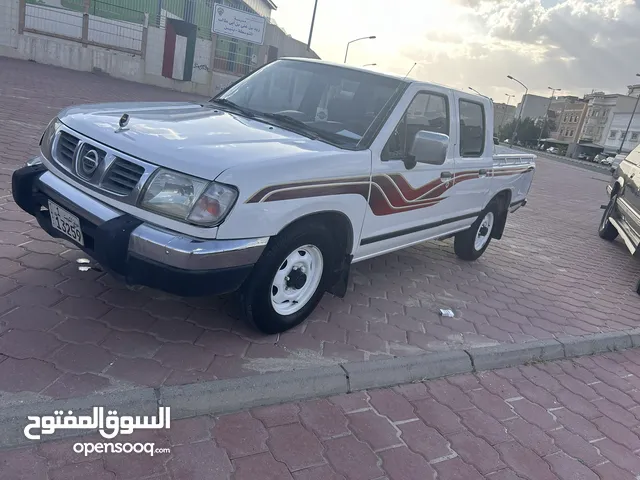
left=404, top=62, right=417, bottom=80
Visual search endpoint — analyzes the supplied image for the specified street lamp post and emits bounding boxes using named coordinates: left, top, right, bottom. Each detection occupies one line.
left=507, top=75, right=528, bottom=145
left=468, top=87, right=487, bottom=98
left=538, top=86, right=561, bottom=145
left=499, top=94, right=515, bottom=132
left=344, top=36, right=376, bottom=64
left=306, top=0, right=319, bottom=51
left=619, top=73, right=640, bottom=154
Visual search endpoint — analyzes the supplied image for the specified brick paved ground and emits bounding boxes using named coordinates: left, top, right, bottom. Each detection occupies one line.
left=1, top=56, right=639, bottom=403
left=5, top=348, right=640, bottom=479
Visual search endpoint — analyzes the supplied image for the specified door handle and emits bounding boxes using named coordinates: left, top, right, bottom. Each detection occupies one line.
left=478, top=169, right=488, bottom=177
left=441, top=171, right=453, bottom=180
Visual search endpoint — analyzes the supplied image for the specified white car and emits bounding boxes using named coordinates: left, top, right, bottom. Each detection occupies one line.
left=12, top=58, right=536, bottom=333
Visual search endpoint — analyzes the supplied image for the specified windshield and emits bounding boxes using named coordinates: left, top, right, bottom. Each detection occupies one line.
left=213, top=59, right=405, bottom=148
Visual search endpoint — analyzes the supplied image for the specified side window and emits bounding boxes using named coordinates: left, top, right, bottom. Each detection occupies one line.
left=459, top=100, right=485, bottom=157
left=382, top=92, right=449, bottom=161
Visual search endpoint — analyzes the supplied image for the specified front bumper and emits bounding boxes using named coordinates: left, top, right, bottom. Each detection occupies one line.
left=12, top=164, right=268, bottom=297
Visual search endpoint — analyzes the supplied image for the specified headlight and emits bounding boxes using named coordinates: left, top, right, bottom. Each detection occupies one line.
left=40, top=118, right=60, bottom=161
left=140, top=169, right=238, bottom=226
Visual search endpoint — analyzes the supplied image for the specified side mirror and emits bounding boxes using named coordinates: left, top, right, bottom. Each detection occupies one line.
left=409, top=130, right=449, bottom=166
left=493, top=136, right=500, bottom=146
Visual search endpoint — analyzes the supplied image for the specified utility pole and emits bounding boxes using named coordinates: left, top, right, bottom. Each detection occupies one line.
left=499, top=94, right=515, bottom=134
left=507, top=75, right=528, bottom=145
left=307, top=0, right=319, bottom=51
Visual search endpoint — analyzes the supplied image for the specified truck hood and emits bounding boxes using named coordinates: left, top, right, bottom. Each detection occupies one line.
left=58, top=102, right=339, bottom=180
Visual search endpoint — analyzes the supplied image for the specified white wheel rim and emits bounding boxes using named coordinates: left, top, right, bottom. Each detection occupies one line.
left=474, top=212, right=494, bottom=251
left=270, top=245, right=324, bottom=316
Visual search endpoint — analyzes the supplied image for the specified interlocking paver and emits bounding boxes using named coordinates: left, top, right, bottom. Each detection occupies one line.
left=212, top=412, right=269, bottom=459
left=347, top=410, right=400, bottom=451
left=267, top=423, right=324, bottom=471
left=324, top=435, right=383, bottom=480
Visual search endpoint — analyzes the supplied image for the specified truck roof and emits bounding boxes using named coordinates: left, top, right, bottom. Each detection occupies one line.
left=279, top=57, right=454, bottom=92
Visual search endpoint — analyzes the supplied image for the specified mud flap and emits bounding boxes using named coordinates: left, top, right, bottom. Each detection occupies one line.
left=327, top=254, right=352, bottom=298
left=491, top=209, right=508, bottom=240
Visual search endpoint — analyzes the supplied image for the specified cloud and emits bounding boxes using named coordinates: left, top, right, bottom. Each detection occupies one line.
left=406, top=0, right=640, bottom=99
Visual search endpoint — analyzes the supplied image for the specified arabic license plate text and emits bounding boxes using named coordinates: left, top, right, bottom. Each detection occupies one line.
left=48, top=200, right=84, bottom=246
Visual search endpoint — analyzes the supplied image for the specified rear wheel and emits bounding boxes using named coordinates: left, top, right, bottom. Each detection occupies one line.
left=240, top=223, right=336, bottom=334
left=454, top=203, right=498, bottom=261
left=598, top=194, right=619, bottom=241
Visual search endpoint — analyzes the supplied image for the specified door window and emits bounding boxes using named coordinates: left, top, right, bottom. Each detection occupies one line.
left=459, top=100, right=485, bottom=157
left=382, top=92, right=449, bottom=161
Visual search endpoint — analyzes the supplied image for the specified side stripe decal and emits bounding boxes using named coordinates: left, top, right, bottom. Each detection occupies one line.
left=245, top=167, right=533, bottom=216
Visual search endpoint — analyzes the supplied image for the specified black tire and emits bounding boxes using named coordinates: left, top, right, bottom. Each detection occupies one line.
left=454, top=202, right=498, bottom=261
left=636, top=278, right=640, bottom=295
left=598, top=194, right=619, bottom=241
left=240, top=222, right=337, bottom=334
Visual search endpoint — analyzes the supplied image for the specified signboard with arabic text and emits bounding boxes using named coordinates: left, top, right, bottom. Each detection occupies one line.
left=212, top=5, right=266, bottom=45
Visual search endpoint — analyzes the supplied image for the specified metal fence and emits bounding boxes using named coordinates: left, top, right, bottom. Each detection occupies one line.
left=24, top=0, right=145, bottom=53
left=53, top=0, right=258, bottom=40
left=25, top=2, right=84, bottom=40
left=21, top=0, right=270, bottom=76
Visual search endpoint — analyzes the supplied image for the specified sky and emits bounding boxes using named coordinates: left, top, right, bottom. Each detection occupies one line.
left=272, top=0, right=640, bottom=104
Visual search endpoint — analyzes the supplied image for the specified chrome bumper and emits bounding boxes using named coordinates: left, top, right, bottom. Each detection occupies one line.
left=37, top=171, right=268, bottom=271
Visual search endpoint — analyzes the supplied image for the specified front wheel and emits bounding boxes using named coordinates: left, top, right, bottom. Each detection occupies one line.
left=454, top=204, right=497, bottom=261
left=240, top=223, right=336, bottom=334
left=598, top=194, right=619, bottom=241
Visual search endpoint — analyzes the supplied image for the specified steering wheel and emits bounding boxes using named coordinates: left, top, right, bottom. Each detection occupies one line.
left=274, top=110, right=307, bottom=120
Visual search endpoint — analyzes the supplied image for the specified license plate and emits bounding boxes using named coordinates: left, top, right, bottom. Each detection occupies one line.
left=48, top=200, right=84, bottom=246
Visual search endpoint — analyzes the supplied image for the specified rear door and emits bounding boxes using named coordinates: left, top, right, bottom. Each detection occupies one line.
left=452, top=93, right=494, bottom=217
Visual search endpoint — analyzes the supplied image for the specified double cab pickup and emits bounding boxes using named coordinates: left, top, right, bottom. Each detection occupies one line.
left=13, top=58, right=536, bottom=333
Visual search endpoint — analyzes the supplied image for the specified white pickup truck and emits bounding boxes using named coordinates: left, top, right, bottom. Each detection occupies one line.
left=13, top=58, right=536, bottom=333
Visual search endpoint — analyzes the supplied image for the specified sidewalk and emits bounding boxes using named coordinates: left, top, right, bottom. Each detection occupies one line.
left=4, top=348, right=640, bottom=479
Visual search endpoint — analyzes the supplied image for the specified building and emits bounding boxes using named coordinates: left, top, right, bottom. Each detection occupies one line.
left=493, top=102, right=516, bottom=132
left=515, top=94, right=551, bottom=122
left=211, top=0, right=319, bottom=81
left=578, top=92, right=639, bottom=154
left=544, top=97, right=588, bottom=157
left=628, top=84, right=640, bottom=97
left=539, top=96, right=585, bottom=156
left=603, top=111, right=640, bottom=154
left=0, top=0, right=319, bottom=97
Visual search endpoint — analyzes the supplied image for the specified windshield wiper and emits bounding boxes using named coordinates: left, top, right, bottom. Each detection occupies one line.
left=258, top=113, right=321, bottom=140
left=209, top=98, right=255, bottom=118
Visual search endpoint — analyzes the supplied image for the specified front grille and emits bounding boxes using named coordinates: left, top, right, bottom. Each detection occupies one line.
left=76, top=143, right=107, bottom=180
left=102, top=158, right=145, bottom=195
left=56, top=132, right=79, bottom=167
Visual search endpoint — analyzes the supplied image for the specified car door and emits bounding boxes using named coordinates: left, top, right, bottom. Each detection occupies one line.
left=452, top=93, right=494, bottom=218
left=355, top=85, right=467, bottom=261
left=618, top=150, right=640, bottom=239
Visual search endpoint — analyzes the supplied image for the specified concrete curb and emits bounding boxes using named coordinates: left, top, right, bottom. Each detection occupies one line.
left=1, top=330, right=637, bottom=449
left=468, top=339, right=564, bottom=371
left=160, top=366, right=348, bottom=419
left=343, top=350, right=472, bottom=391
